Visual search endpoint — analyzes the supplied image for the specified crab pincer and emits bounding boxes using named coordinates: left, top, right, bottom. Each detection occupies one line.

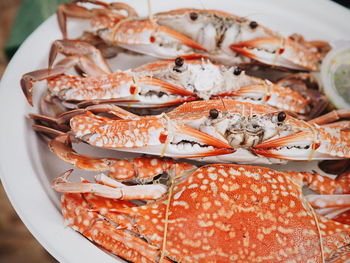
left=230, top=37, right=325, bottom=71
left=70, top=111, right=234, bottom=158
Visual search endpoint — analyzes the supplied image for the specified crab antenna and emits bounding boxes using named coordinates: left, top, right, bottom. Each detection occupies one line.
left=147, top=0, right=154, bottom=22
left=219, top=98, right=228, bottom=112
left=197, top=0, right=207, bottom=9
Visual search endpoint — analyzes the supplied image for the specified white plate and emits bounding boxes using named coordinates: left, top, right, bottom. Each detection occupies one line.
left=0, top=0, right=349, bottom=262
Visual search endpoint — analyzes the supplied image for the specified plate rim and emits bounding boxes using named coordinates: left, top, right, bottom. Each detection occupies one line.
left=0, top=0, right=350, bottom=262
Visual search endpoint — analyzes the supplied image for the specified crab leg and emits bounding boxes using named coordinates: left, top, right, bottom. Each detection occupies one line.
left=321, top=121, right=350, bottom=130
left=107, top=2, right=138, bottom=17
left=21, top=56, right=106, bottom=105
left=29, top=113, right=71, bottom=134
left=49, top=133, right=196, bottom=181
left=332, top=209, right=350, bottom=225
left=292, top=170, right=350, bottom=219
left=231, top=37, right=323, bottom=71
left=49, top=40, right=112, bottom=73
left=76, top=103, right=138, bottom=119
left=57, top=2, right=96, bottom=39
left=32, top=124, right=65, bottom=139
left=316, top=207, right=350, bottom=219
left=315, top=215, right=350, bottom=262
left=302, top=171, right=350, bottom=195
left=307, top=195, right=350, bottom=209
left=57, top=1, right=137, bottom=39
left=53, top=170, right=167, bottom=200
left=109, top=19, right=207, bottom=58
left=29, top=104, right=136, bottom=134
left=61, top=193, right=167, bottom=263
left=21, top=64, right=72, bottom=106
left=309, top=109, right=350, bottom=125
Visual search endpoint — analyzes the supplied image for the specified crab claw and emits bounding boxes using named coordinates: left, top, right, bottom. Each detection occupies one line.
left=49, top=40, right=112, bottom=73
left=214, top=83, right=310, bottom=114
left=109, top=19, right=207, bottom=58
left=53, top=169, right=167, bottom=200
left=70, top=112, right=234, bottom=158
left=230, top=37, right=322, bottom=71
left=46, top=72, right=197, bottom=107
left=21, top=67, right=70, bottom=106
left=21, top=56, right=107, bottom=106
left=252, top=129, right=350, bottom=160
left=112, top=75, right=197, bottom=108
left=251, top=131, right=320, bottom=160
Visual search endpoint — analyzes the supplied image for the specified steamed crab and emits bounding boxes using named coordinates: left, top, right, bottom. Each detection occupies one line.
left=57, top=0, right=330, bottom=70
left=55, top=100, right=350, bottom=164
left=21, top=43, right=314, bottom=116
left=30, top=100, right=350, bottom=165
left=20, top=2, right=350, bottom=262
left=52, top=155, right=350, bottom=262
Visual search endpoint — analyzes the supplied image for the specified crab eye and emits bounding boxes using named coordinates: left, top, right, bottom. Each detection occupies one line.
left=189, top=12, right=198, bottom=21
left=173, top=57, right=185, bottom=73
left=249, top=21, right=258, bottom=29
left=233, top=67, right=242, bottom=76
left=175, top=57, right=184, bottom=67
left=277, top=111, right=286, bottom=122
left=209, top=108, right=219, bottom=119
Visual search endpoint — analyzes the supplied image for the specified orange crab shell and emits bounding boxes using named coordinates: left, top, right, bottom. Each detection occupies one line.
left=60, top=164, right=350, bottom=262
left=127, top=164, right=324, bottom=262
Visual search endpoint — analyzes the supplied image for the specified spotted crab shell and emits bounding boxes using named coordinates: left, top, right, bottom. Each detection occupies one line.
left=62, top=164, right=337, bottom=262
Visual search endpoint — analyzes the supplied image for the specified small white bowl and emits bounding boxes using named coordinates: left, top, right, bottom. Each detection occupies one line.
left=321, top=41, right=350, bottom=109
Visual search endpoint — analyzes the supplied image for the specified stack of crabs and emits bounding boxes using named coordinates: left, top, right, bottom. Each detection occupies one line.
left=22, top=1, right=350, bottom=262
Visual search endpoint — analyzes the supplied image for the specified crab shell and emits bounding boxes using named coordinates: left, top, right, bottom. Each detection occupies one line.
left=62, top=164, right=350, bottom=262
left=68, top=99, right=350, bottom=163
left=58, top=2, right=326, bottom=70
left=23, top=53, right=310, bottom=114
left=154, top=9, right=326, bottom=70
left=132, top=58, right=310, bottom=114
left=154, top=8, right=277, bottom=65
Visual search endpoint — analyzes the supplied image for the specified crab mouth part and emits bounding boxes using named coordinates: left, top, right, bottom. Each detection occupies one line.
left=237, top=45, right=279, bottom=54
left=212, top=93, right=267, bottom=102
left=270, top=145, right=311, bottom=150
left=117, top=142, right=232, bottom=158
left=111, top=91, right=196, bottom=108
left=170, top=139, right=215, bottom=151
left=251, top=143, right=317, bottom=160
left=138, top=90, right=194, bottom=104
left=166, top=143, right=231, bottom=158
left=198, top=110, right=291, bottom=149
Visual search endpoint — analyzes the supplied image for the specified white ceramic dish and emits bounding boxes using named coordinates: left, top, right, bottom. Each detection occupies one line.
left=0, top=0, right=350, bottom=262
left=321, top=40, right=350, bottom=109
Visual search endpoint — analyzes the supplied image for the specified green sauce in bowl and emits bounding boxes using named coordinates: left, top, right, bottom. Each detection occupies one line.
left=321, top=42, right=350, bottom=109
left=334, top=62, right=350, bottom=104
